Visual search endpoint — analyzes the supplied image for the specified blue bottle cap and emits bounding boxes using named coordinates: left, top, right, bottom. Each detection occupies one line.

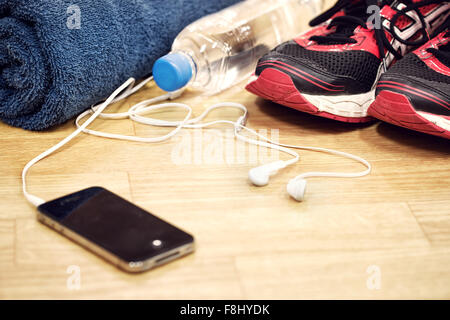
left=153, top=52, right=193, bottom=92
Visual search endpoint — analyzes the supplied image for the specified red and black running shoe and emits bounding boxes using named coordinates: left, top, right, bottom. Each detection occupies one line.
left=368, top=21, right=450, bottom=139
left=246, top=0, right=450, bottom=123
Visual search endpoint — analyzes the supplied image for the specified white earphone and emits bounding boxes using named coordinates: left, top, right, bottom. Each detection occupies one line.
left=248, top=161, right=287, bottom=187
left=246, top=136, right=371, bottom=201
left=22, top=77, right=371, bottom=207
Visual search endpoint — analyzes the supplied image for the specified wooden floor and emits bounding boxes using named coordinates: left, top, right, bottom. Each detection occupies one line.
left=1, top=77, right=450, bottom=299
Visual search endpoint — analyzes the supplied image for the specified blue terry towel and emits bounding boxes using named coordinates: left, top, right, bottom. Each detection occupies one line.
left=0, top=0, right=240, bottom=130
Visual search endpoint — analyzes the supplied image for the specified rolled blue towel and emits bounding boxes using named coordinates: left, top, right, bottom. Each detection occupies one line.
left=0, top=0, right=240, bottom=130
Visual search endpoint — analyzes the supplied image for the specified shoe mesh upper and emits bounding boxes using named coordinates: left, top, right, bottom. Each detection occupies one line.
left=388, top=53, right=450, bottom=84
left=270, top=41, right=381, bottom=91
left=433, top=42, right=450, bottom=67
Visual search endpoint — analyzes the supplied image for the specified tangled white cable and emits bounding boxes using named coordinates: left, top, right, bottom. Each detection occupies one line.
left=22, top=77, right=371, bottom=207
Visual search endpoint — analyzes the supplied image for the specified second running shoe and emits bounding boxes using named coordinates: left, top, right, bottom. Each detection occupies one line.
left=368, top=20, right=450, bottom=139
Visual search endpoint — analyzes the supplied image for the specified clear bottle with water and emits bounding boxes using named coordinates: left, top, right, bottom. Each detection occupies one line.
left=153, top=0, right=323, bottom=94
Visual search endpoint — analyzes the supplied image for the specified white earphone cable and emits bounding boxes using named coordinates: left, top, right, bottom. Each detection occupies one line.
left=22, top=78, right=137, bottom=207
left=242, top=127, right=372, bottom=180
left=22, top=77, right=371, bottom=206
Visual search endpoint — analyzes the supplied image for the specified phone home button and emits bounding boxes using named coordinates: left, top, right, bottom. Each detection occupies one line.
left=151, top=239, right=163, bottom=249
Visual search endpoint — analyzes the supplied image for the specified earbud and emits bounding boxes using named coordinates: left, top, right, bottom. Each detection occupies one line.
left=249, top=160, right=287, bottom=187
left=287, top=178, right=307, bottom=202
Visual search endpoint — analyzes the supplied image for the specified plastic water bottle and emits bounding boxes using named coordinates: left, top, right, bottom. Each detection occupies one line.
left=153, top=0, right=323, bottom=94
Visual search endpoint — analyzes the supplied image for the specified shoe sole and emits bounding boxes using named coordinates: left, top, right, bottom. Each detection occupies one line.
left=245, top=68, right=375, bottom=123
left=368, top=90, right=450, bottom=139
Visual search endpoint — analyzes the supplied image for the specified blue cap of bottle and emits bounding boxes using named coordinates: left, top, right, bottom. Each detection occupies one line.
left=153, top=52, right=193, bottom=92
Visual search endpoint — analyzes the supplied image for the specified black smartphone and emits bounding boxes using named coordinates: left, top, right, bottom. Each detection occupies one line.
left=37, top=187, right=194, bottom=272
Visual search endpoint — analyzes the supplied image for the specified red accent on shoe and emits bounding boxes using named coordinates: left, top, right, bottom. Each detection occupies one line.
left=245, top=68, right=374, bottom=123
left=414, top=31, right=450, bottom=77
left=258, top=60, right=345, bottom=89
left=257, top=62, right=345, bottom=92
left=368, top=90, right=450, bottom=139
left=377, top=81, right=450, bottom=110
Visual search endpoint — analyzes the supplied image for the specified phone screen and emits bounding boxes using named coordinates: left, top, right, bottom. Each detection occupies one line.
left=38, top=187, right=194, bottom=267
